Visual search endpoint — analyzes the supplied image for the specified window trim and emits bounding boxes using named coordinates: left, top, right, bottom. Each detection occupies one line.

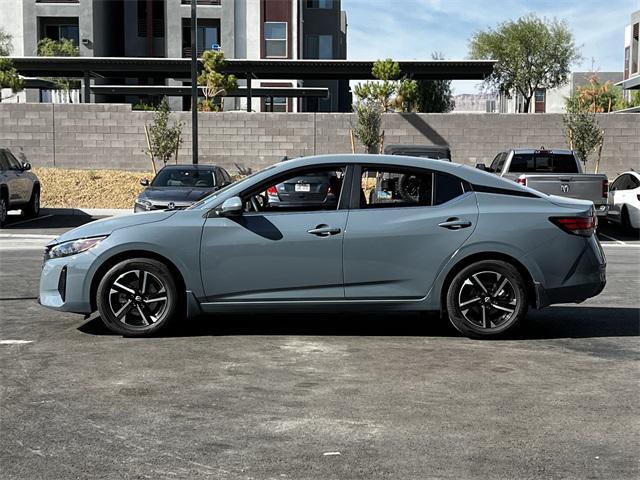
left=264, top=21, right=288, bottom=59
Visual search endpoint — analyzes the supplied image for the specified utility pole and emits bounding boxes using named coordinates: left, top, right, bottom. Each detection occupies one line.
left=190, top=0, right=198, bottom=164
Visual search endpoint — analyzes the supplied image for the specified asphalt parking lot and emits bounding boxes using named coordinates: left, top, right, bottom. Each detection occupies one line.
left=1, top=214, right=639, bottom=479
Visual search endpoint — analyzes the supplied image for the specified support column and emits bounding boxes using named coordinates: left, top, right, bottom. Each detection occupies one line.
left=190, top=0, right=198, bottom=164
left=83, top=71, right=90, bottom=103
left=246, top=73, right=252, bottom=112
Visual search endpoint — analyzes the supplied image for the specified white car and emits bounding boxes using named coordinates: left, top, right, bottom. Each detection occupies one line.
left=607, top=171, right=640, bottom=230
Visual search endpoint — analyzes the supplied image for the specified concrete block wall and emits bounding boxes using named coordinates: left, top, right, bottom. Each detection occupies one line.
left=0, top=104, right=638, bottom=178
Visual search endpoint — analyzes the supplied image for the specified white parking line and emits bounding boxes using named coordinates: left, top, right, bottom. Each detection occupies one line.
left=599, top=233, right=627, bottom=245
left=0, top=233, right=58, bottom=240
left=0, top=340, right=34, bottom=345
left=4, top=214, right=53, bottom=227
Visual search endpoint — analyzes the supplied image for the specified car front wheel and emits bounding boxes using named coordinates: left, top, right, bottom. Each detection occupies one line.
left=96, top=258, right=180, bottom=336
left=446, top=260, right=528, bottom=339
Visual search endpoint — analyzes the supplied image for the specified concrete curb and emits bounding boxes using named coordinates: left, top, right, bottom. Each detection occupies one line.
left=41, top=208, right=131, bottom=217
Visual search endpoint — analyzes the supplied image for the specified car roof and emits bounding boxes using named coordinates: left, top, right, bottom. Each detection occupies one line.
left=508, top=148, right=574, bottom=154
left=159, top=164, right=218, bottom=170
left=384, top=144, right=451, bottom=154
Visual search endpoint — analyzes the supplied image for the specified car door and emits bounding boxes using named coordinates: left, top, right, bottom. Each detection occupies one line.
left=608, top=175, right=629, bottom=221
left=200, top=164, right=350, bottom=301
left=0, top=150, right=23, bottom=205
left=343, top=165, right=478, bottom=300
left=4, top=151, right=29, bottom=203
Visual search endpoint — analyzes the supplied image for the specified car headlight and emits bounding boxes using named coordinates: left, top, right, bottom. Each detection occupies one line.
left=135, top=199, right=152, bottom=210
left=44, top=236, right=107, bottom=260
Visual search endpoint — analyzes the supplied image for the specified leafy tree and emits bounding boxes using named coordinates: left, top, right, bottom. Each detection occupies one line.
left=470, top=14, right=580, bottom=113
left=147, top=97, right=183, bottom=168
left=37, top=38, right=80, bottom=103
left=354, top=58, right=418, bottom=112
left=415, top=53, right=455, bottom=113
left=566, top=74, right=621, bottom=113
left=0, top=29, right=24, bottom=101
left=197, top=50, right=237, bottom=112
left=563, top=103, right=604, bottom=173
left=351, top=100, right=382, bottom=153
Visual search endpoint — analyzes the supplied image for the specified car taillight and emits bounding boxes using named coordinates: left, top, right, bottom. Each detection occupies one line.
left=267, top=186, right=278, bottom=196
left=550, top=213, right=596, bottom=237
left=602, top=179, right=608, bottom=199
left=516, top=175, right=527, bottom=186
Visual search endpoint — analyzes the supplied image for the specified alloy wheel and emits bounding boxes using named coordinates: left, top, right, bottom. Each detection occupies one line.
left=457, top=270, right=517, bottom=329
left=108, top=269, right=169, bottom=328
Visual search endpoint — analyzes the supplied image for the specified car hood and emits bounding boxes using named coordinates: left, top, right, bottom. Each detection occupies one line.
left=49, top=210, right=177, bottom=246
left=139, top=187, right=213, bottom=203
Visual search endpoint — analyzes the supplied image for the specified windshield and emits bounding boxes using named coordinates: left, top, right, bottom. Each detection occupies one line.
left=187, top=165, right=277, bottom=210
left=152, top=169, right=215, bottom=188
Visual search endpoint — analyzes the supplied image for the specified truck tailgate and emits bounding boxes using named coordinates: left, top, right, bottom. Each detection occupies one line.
left=523, top=174, right=607, bottom=204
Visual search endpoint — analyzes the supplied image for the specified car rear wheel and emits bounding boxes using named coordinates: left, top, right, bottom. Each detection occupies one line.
left=446, top=260, right=528, bottom=339
left=23, top=187, right=40, bottom=218
left=621, top=206, right=634, bottom=232
left=96, top=258, right=180, bottom=336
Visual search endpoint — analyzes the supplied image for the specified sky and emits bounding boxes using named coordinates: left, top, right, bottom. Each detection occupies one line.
left=342, top=0, right=640, bottom=95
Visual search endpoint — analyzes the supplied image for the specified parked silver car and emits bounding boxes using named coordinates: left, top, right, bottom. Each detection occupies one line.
left=39, top=155, right=606, bottom=339
left=0, top=148, right=41, bottom=227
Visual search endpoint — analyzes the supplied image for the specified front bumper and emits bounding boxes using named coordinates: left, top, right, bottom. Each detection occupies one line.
left=39, top=251, right=94, bottom=314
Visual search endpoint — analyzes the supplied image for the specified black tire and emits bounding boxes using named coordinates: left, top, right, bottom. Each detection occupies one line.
left=0, top=193, right=7, bottom=228
left=445, top=260, right=528, bottom=339
left=22, top=185, right=40, bottom=218
left=96, top=258, right=180, bottom=336
left=621, top=206, right=632, bottom=232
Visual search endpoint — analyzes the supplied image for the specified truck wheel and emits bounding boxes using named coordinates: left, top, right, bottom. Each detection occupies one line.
left=446, top=260, right=528, bottom=339
left=23, top=186, right=40, bottom=218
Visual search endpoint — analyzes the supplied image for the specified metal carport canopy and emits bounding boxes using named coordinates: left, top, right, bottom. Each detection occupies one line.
left=9, top=57, right=495, bottom=80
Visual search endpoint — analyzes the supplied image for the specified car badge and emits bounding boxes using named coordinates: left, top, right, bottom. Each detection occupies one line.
left=560, top=184, right=570, bottom=193
left=167, top=202, right=175, bottom=210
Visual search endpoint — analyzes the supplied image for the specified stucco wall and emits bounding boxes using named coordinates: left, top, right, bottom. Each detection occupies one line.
left=0, top=104, right=637, bottom=179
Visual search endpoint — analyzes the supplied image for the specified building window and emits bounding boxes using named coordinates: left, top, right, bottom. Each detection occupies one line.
left=534, top=89, right=546, bottom=113
left=265, top=96, right=288, bottom=112
left=306, top=34, right=333, bottom=59
left=264, top=22, right=287, bottom=58
left=39, top=17, right=79, bottom=45
left=182, top=19, right=220, bottom=57
left=625, top=46, right=631, bottom=80
left=306, top=0, right=333, bottom=8
left=633, top=22, right=639, bottom=75
left=137, top=0, right=165, bottom=38
left=180, top=0, right=221, bottom=4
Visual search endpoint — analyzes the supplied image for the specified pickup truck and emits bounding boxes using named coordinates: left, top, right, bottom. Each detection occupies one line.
left=478, top=148, right=609, bottom=217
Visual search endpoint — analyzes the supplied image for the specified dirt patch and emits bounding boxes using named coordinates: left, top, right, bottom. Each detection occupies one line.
left=34, top=168, right=152, bottom=209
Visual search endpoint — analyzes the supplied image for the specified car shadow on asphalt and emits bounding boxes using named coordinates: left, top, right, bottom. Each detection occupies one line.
left=77, top=306, right=639, bottom=340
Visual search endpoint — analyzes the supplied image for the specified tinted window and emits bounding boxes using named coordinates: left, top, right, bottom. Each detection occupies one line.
left=630, top=176, right=640, bottom=189
left=610, top=175, right=627, bottom=191
left=360, top=167, right=433, bottom=208
left=434, top=173, right=465, bottom=205
left=152, top=168, right=215, bottom=187
left=509, top=152, right=578, bottom=173
left=0, top=151, right=9, bottom=170
left=4, top=151, right=21, bottom=170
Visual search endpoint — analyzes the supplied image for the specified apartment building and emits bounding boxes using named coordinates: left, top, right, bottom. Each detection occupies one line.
left=0, top=0, right=349, bottom=111
left=620, top=9, right=640, bottom=99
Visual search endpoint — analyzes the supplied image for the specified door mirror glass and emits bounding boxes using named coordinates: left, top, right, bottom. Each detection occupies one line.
left=21, top=162, right=31, bottom=171
left=217, top=196, right=243, bottom=216
left=140, top=178, right=149, bottom=187
left=475, top=163, right=487, bottom=170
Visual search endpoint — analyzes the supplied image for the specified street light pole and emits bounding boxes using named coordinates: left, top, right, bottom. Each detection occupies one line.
left=190, top=0, right=198, bottom=164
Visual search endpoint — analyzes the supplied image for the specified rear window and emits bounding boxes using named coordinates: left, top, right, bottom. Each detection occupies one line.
left=509, top=152, right=579, bottom=173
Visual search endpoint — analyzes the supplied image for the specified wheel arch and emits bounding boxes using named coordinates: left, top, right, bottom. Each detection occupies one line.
left=439, top=251, right=537, bottom=314
left=89, top=250, right=187, bottom=312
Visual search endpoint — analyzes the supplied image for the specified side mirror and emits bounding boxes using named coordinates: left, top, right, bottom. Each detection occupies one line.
left=475, top=163, right=487, bottom=171
left=217, top=196, right=243, bottom=217
left=140, top=178, right=149, bottom=187
left=21, top=162, right=31, bottom=171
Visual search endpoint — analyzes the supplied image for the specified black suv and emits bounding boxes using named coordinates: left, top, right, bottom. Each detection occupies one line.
left=0, top=148, right=41, bottom=227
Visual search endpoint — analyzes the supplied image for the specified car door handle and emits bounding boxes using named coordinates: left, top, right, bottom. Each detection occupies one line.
left=307, top=224, right=341, bottom=236
left=438, top=218, right=472, bottom=230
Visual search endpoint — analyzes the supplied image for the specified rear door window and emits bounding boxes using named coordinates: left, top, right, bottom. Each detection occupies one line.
left=360, top=167, right=433, bottom=208
left=434, top=172, right=466, bottom=205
